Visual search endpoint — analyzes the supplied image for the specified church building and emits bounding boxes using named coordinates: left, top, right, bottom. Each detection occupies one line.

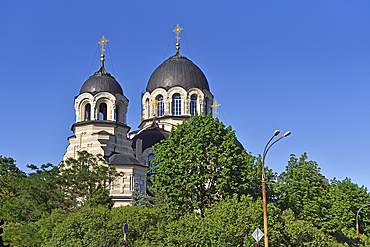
left=63, top=25, right=217, bottom=206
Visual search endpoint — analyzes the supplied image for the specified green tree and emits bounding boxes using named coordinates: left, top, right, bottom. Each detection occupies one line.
left=331, top=177, right=370, bottom=237
left=152, top=113, right=276, bottom=218
left=0, top=156, right=26, bottom=204
left=0, top=175, right=17, bottom=200
left=147, top=195, right=343, bottom=247
left=1, top=163, right=67, bottom=223
left=277, top=153, right=330, bottom=218
left=43, top=205, right=164, bottom=247
left=0, top=156, right=26, bottom=177
left=59, top=152, right=124, bottom=208
left=243, top=154, right=276, bottom=203
left=1, top=152, right=124, bottom=246
left=276, top=153, right=362, bottom=245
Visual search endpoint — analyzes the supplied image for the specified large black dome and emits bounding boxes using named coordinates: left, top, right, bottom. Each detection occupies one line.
left=80, top=67, right=123, bottom=95
left=146, top=52, right=209, bottom=93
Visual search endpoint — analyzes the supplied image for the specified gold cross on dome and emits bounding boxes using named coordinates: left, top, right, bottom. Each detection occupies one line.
left=211, top=100, right=221, bottom=119
left=139, top=113, right=144, bottom=121
left=98, top=36, right=109, bottom=54
left=173, top=24, right=183, bottom=43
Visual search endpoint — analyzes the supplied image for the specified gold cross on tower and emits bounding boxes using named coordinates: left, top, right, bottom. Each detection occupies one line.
left=98, top=36, right=109, bottom=67
left=211, top=100, right=221, bottom=119
left=173, top=24, right=183, bottom=52
left=98, top=35, right=109, bottom=54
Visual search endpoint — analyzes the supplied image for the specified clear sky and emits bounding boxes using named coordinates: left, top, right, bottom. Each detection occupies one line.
left=1, top=1, right=369, bottom=189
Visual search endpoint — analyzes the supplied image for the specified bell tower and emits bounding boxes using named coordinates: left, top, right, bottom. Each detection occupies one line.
left=64, top=36, right=148, bottom=206
left=137, top=24, right=214, bottom=133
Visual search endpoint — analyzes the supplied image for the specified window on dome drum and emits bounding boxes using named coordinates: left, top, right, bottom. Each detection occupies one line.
left=190, top=95, right=197, bottom=116
left=84, top=103, right=91, bottom=121
left=204, top=97, right=209, bottom=115
left=172, top=94, right=181, bottom=116
left=145, top=99, right=150, bottom=118
left=148, top=154, right=155, bottom=173
left=99, top=103, right=107, bottom=120
left=157, top=95, right=164, bottom=117
left=115, top=104, right=120, bottom=122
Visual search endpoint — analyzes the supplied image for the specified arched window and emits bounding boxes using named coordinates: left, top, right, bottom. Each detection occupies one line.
left=190, top=95, right=197, bottom=116
left=145, top=99, right=150, bottom=119
left=115, top=104, right=120, bottom=122
left=172, top=94, right=181, bottom=116
left=99, top=103, right=107, bottom=120
left=157, top=95, right=164, bottom=117
left=204, top=97, right=209, bottom=115
left=84, top=103, right=91, bottom=121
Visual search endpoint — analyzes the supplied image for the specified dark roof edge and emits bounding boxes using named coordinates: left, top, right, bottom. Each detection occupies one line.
left=71, top=120, right=130, bottom=131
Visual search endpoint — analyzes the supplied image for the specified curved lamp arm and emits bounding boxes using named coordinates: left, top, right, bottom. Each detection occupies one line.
left=262, top=131, right=291, bottom=178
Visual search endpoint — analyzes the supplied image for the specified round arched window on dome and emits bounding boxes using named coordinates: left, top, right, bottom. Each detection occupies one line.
left=190, top=95, right=197, bottom=116
left=84, top=103, right=91, bottom=121
left=99, top=103, right=107, bottom=120
left=157, top=95, right=164, bottom=117
left=115, top=104, right=123, bottom=123
left=145, top=98, right=150, bottom=119
left=172, top=94, right=181, bottom=116
left=204, top=97, right=210, bottom=115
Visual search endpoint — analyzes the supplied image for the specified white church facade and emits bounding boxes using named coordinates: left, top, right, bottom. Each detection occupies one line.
left=63, top=27, right=217, bottom=206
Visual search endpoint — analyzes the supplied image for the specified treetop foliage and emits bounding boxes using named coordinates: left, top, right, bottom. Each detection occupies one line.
left=60, top=152, right=124, bottom=208
left=0, top=152, right=123, bottom=224
left=0, top=156, right=26, bottom=177
left=151, top=113, right=276, bottom=218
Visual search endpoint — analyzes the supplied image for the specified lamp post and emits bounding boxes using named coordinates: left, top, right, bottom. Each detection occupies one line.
left=262, top=130, right=291, bottom=247
left=356, top=200, right=370, bottom=244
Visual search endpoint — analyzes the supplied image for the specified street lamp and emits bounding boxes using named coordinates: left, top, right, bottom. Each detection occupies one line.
left=356, top=200, right=370, bottom=244
left=262, top=130, right=291, bottom=247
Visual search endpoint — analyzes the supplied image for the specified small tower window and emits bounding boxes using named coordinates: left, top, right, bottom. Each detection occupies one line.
left=157, top=95, right=164, bottom=117
left=85, top=103, right=91, bottom=121
left=190, top=95, right=197, bottom=116
left=172, top=94, right=181, bottom=116
left=204, top=97, right=209, bottom=115
left=99, top=103, right=107, bottom=120
left=145, top=99, right=150, bottom=119
left=115, top=104, right=120, bottom=122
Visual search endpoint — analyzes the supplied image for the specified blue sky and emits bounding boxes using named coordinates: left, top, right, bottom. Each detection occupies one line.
left=1, top=1, right=369, bottom=189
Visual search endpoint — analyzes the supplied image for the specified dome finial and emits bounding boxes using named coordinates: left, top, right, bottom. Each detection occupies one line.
left=98, top=35, right=109, bottom=68
left=173, top=24, right=183, bottom=53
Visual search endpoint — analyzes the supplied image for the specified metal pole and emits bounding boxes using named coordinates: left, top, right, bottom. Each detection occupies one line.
left=356, top=201, right=370, bottom=244
left=262, top=130, right=291, bottom=247
left=262, top=174, right=269, bottom=247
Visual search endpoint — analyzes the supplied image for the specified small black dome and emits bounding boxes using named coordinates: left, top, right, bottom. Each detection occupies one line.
left=146, top=52, right=209, bottom=93
left=132, top=122, right=170, bottom=152
left=80, top=67, right=123, bottom=95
